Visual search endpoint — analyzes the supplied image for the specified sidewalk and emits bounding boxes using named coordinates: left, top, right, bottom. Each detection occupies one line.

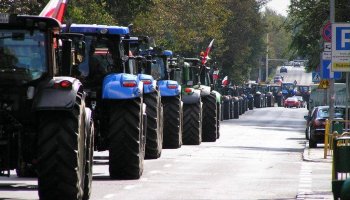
left=296, top=142, right=334, bottom=200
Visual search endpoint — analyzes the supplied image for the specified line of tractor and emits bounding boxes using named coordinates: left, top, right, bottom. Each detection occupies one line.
left=0, top=8, right=300, bottom=200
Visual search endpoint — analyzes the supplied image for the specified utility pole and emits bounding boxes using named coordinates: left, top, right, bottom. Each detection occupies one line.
left=265, top=33, right=269, bottom=82
left=329, top=0, right=335, bottom=133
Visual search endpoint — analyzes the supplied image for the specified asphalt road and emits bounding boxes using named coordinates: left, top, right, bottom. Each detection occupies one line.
left=277, top=65, right=312, bottom=85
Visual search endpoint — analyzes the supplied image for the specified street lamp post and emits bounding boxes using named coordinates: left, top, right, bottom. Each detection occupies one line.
left=266, top=33, right=269, bottom=82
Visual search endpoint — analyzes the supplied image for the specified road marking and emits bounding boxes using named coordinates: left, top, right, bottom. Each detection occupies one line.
left=124, top=185, right=138, bottom=190
left=104, top=194, right=116, bottom=198
left=297, top=162, right=313, bottom=199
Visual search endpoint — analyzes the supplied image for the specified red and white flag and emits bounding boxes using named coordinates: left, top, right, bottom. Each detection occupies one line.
left=213, top=69, right=219, bottom=80
left=201, top=39, right=214, bottom=65
left=39, top=0, right=68, bottom=23
left=222, top=76, right=228, bottom=86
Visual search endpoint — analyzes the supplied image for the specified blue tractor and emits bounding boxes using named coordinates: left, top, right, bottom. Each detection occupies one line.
left=136, top=44, right=183, bottom=149
left=62, top=24, right=147, bottom=179
left=282, top=82, right=297, bottom=98
left=123, top=36, right=164, bottom=158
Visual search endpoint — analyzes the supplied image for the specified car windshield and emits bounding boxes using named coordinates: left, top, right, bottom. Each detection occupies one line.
left=318, top=107, right=345, bottom=119
left=0, top=30, right=47, bottom=85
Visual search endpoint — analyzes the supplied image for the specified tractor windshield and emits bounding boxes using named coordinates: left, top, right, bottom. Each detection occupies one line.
left=0, top=30, right=47, bottom=84
left=150, top=56, right=166, bottom=80
left=74, top=35, right=125, bottom=83
left=282, top=83, right=295, bottom=90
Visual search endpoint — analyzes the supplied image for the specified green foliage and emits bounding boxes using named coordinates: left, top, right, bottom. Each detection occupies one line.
left=65, top=0, right=116, bottom=24
left=0, top=0, right=293, bottom=85
left=0, top=0, right=46, bottom=15
left=133, top=0, right=228, bottom=58
left=105, top=0, right=153, bottom=26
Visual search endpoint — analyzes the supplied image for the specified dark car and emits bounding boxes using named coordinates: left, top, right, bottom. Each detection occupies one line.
left=280, top=66, right=287, bottom=73
left=304, top=106, right=348, bottom=148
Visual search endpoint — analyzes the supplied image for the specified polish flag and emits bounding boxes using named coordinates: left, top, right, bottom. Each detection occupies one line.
left=39, top=0, right=68, bottom=23
left=201, top=39, right=214, bottom=65
left=213, top=69, right=219, bottom=80
left=222, top=76, right=228, bottom=86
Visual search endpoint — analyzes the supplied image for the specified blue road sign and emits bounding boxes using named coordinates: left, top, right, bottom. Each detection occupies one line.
left=332, top=24, right=350, bottom=72
left=322, top=60, right=341, bottom=79
left=312, top=72, right=321, bottom=83
left=335, top=26, right=350, bottom=50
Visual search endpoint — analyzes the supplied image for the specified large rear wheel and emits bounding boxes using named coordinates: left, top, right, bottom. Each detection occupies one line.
left=37, top=99, right=87, bottom=200
left=216, top=102, right=221, bottom=139
left=144, top=91, right=163, bottom=159
left=202, top=94, right=217, bottom=142
left=222, top=97, right=230, bottom=120
left=162, top=95, right=182, bottom=149
left=83, top=108, right=94, bottom=200
left=106, top=98, right=145, bottom=179
left=183, top=100, right=202, bottom=145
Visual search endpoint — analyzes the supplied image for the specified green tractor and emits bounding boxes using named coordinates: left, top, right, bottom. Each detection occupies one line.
left=177, top=57, right=221, bottom=144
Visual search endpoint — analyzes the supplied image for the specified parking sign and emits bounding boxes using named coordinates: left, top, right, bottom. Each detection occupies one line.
left=332, top=23, right=350, bottom=72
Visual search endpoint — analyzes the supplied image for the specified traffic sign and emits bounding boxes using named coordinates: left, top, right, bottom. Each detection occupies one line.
left=332, top=23, right=350, bottom=72
left=324, top=42, right=332, bottom=52
left=312, top=72, right=321, bottom=83
left=318, top=80, right=329, bottom=89
left=322, top=21, right=332, bottom=42
left=322, top=59, right=341, bottom=79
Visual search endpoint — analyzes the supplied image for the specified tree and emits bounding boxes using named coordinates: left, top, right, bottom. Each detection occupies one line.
left=220, top=0, right=266, bottom=84
left=65, top=0, right=116, bottom=25
left=0, top=0, right=46, bottom=15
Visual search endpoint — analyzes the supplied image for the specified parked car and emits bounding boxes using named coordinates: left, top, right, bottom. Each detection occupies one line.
left=304, top=106, right=348, bottom=148
left=280, top=66, right=287, bottom=73
left=304, top=107, right=316, bottom=140
left=284, top=96, right=300, bottom=108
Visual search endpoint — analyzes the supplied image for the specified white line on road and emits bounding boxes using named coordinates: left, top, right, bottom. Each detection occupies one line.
left=104, top=194, right=116, bottom=198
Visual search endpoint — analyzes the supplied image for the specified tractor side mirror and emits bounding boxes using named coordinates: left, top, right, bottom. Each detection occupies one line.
left=61, top=39, right=73, bottom=76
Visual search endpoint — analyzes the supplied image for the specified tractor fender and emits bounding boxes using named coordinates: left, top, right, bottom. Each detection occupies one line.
left=199, top=85, right=211, bottom=97
left=33, top=76, right=84, bottom=111
left=182, top=89, right=201, bottom=104
left=158, top=80, right=181, bottom=97
left=211, top=90, right=222, bottom=103
left=138, top=74, right=156, bottom=94
left=102, top=73, right=143, bottom=99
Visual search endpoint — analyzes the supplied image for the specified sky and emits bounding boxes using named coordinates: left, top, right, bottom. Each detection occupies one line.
left=264, top=0, right=291, bottom=17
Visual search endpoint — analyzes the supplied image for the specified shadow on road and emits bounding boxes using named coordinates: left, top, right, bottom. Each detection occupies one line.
left=0, top=183, right=37, bottom=191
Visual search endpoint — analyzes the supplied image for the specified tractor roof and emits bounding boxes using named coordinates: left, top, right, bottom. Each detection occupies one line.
left=0, top=14, right=61, bottom=30
left=65, top=24, right=129, bottom=35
